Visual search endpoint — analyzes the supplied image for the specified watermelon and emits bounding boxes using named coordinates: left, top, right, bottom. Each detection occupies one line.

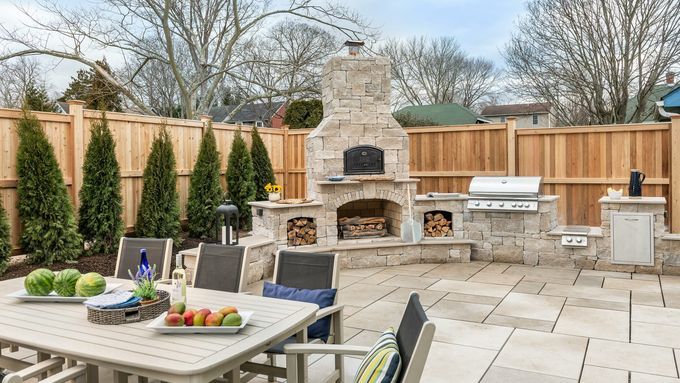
left=53, top=269, right=82, bottom=297
left=24, top=268, right=55, bottom=296
left=75, top=272, right=106, bottom=297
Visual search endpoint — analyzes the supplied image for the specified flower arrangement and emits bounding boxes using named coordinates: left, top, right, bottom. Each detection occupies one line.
left=128, top=264, right=159, bottom=302
left=264, top=183, right=283, bottom=202
left=264, top=183, right=283, bottom=193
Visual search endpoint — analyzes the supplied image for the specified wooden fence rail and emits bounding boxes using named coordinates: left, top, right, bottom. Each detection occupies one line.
left=1, top=103, right=679, bottom=252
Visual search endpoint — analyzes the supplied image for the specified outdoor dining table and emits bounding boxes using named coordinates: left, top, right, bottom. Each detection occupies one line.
left=0, top=277, right=319, bottom=383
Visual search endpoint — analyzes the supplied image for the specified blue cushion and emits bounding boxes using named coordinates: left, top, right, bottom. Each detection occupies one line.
left=263, top=281, right=337, bottom=341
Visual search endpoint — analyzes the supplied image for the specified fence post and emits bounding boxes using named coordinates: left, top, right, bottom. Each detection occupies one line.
left=506, top=117, right=517, bottom=176
left=282, top=125, right=290, bottom=199
left=67, top=100, right=86, bottom=207
left=200, top=115, right=212, bottom=135
left=672, top=116, right=680, bottom=233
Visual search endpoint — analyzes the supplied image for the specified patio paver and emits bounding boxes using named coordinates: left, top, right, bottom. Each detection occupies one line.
left=492, top=329, right=588, bottom=380
left=554, top=305, right=629, bottom=341
left=585, top=339, right=678, bottom=377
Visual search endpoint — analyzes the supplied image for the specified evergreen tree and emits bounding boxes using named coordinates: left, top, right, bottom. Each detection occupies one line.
left=61, top=59, right=123, bottom=112
left=78, top=112, right=124, bottom=254
left=226, top=129, right=256, bottom=230
left=16, top=112, right=82, bottom=264
left=187, top=122, right=222, bottom=238
left=283, top=99, right=323, bottom=129
left=250, top=127, right=276, bottom=201
left=0, top=201, right=11, bottom=275
left=135, top=125, right=181, bottom=243
left=24, top=80, right=56, bottom=112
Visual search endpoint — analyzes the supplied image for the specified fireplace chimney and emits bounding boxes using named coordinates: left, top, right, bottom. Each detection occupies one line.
left=344, top=40, right=364, bottom=56
left=666, top=71, right=675, bottom=87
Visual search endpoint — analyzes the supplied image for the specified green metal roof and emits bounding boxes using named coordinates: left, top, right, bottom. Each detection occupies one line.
left=625, top=84, right=676, bottom=122
left=395, top=103, right=489, bottom=125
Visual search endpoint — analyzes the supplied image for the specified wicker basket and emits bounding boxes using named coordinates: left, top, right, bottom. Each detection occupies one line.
left=87, top=290, right=170, bottom=325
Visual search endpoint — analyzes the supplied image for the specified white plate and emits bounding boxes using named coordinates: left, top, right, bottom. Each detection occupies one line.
left=146, top=311, right=254, bottom=334
left=7, top=283, right=122, bottom=303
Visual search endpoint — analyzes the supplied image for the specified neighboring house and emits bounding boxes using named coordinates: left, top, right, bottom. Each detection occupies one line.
left=481, top=103, right=553, bottom=128
left=659, top=86, right=680, bottom=117
left=626, top=72, right=680, bottom=122
left=55, top=101, right=70, bottom=114
left=396, top=103, right=490, bottom=125
left=209, top=101, right=287, bottom=128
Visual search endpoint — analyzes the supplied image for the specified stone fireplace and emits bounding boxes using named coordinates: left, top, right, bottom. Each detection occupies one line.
left=249, top=53, right=472, bottom=266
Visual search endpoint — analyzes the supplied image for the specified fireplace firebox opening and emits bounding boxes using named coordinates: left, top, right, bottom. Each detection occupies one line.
left=337, top=199, right=401, bottom=239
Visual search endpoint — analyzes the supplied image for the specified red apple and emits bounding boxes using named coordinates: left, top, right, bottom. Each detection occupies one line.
left=164, top=313, right=184, bottom=327
left=182, top=309, right=197, bottom=326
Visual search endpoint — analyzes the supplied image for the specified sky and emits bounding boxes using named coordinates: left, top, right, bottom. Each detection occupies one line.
left=0, top=0, right=527, bottom=95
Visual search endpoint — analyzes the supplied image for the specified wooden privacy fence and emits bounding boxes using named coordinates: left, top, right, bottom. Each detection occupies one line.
left=0, top=102, right=286, bottom=252
left=1, top=103, right=679, bottom=252
left=279, top=117, right=679, bottom=231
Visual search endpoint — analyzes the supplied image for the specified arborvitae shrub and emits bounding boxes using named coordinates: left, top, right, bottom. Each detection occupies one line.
left=283, top=99, right=323, bottom=129
left=16, top=112, right=82, bottom=264
left=78, top=112, right=124, bottom=254
left=250, top=127, right=276, bottom=201
left=226, top=129, right=255, bottom=230
left=0, top=201, right=11, bottom=275
left=135, top=125, right=181, bottom=243
left=187, top=122, right=222, bottom=238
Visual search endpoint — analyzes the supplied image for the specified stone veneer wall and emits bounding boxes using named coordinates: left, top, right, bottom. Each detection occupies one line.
left=305, top=56, right=409, bottom=191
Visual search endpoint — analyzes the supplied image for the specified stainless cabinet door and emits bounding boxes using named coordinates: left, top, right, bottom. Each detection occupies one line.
left=611, top=212, right=654, bottom=266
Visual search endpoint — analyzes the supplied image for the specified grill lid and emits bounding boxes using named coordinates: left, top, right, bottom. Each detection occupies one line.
left=468, top=176, right=543, bottom=199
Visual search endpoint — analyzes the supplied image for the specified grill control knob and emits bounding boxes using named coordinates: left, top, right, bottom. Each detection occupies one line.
left=525, top=204, right=531, bottom=208
left=566, top=237, right=573, bottom=243
left=511, top=202, right=517, bottom=207
left=486, top=202, right=492, bottom=207
left=499, top=202, right=505, bottom=207
left=576, top=238, right=583, bottom=244
left=474, top=201, right=480, bottom=207
left=517, top=203, right=524, bottom=207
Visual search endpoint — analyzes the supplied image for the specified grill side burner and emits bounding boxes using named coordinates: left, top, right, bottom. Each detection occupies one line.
left=467, top=176, right=543, bottom=213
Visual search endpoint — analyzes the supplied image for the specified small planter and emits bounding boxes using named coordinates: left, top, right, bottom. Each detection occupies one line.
left=268, top=192, right=281, bottom=202
left=140, top=296, right=159, bottom=305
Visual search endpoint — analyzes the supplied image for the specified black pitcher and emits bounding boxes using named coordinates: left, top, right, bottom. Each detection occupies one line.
left=628, top=169, right=646, bottom=197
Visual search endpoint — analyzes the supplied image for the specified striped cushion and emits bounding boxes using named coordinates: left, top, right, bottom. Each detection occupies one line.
left=354, top=328, right=402, bottom=383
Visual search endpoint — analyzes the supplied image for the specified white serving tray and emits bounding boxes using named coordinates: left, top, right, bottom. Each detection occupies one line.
left=7, top=283, right=122, bottom=303
left=146, top=311, right=253, bottom=334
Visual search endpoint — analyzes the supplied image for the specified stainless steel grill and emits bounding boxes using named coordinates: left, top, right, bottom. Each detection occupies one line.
left=467, top=176, right=543, bottom=212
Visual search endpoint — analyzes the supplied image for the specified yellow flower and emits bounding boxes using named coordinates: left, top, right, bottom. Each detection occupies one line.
left=273, top=185, right=283, bottom=193
left=264, top=183, right=273, bottom=193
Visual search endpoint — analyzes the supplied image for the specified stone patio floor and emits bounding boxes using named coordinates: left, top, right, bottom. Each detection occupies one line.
left=248, top=261, right=680, bottom=383
left=8, top=261, right=680, bottom=382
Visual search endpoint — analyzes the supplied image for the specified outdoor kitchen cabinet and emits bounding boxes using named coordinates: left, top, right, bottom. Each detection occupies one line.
left=610, top=212, right=654, bottom=266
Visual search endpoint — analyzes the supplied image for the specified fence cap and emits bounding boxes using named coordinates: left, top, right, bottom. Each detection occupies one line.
left=66, top=100, right=86, bottom=105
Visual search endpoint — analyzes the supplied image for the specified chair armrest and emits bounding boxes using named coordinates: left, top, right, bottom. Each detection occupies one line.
left=283, top=343, right=371, bottom=356
left=316, top=304, right=343, bottom=320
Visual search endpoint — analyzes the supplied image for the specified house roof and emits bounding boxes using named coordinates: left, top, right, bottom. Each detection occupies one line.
left=395, top=103, right=490, bottom=125
left=625, top=84, right=678, bottom=122
left=481, top=102, right=551, bottom=116
left=209, top=101, right=285, bottom=123
left=56, top=101, right=69, bottom=114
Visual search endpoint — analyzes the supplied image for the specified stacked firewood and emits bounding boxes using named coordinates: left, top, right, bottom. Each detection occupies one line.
left=338, top=216, right=387, bottom=239
left=287, top=218, right=317, bottom=246
left=424, top=212, right=453, bottom=237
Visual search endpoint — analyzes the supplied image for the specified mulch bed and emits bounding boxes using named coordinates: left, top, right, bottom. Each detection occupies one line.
left=1, top=254, right=117, bottom=281
left=1, top=230, right=251, bottom=281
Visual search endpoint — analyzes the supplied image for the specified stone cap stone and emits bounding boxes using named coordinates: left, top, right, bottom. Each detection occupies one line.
left=598, top=196, right=666, bottom=205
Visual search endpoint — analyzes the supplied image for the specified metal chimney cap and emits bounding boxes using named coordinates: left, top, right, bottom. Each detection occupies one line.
left=344, top=40, right=365, bottom=47
left=344, top=40, right=365, bottom=56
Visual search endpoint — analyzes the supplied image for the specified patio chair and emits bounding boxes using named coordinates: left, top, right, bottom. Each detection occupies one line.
left=192, top=243, right=249, bottom=293
left=283, top=292, right=436, bottom=383
left=241, top=250, right=343, bottom=382
left=114, top=238, right=173, bottom=280
left=1, top=356, right=87, bottom=383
